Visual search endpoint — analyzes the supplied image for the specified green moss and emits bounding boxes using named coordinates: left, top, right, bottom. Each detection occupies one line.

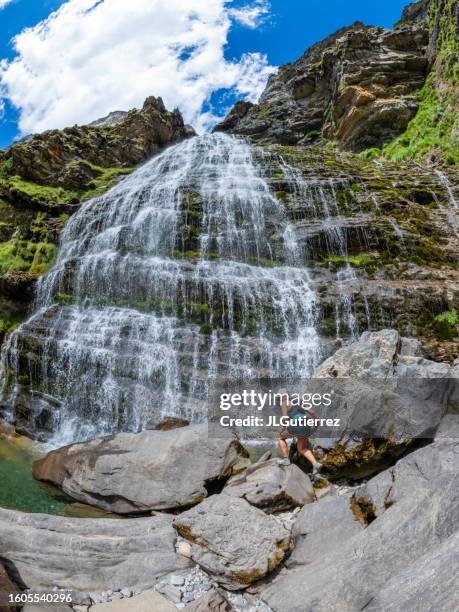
left=5, top=176, right=78, bottom=208
left=275, top=191, right=288, bottom=202
left=200, top=323, right=213, bottom=335
left=0, top=317, right=22, bottom=336
left=81, top=165, right=133, bottom=199
left=0, top=158, right=13, bottom=179
left=183, top=300, right=211, bottom=315
left=0, top=238, right=57, bottom=276
left=434, top=308, right=458, bottom=339
left=323, top=253, right=374, bottom=268
left=55, top=293, right=75, bottom=305
left=359, top=147, right=381, bottom=161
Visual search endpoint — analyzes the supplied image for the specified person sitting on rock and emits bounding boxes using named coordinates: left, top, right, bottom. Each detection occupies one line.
left=276, top=390, right=323, bottom=476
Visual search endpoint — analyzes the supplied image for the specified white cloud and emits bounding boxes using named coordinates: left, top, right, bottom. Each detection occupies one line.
left=0, top=0, right=14, bottom=9
left=0, top=0, right=275, bottom=135
left=228, top=0, right=270, bottom=28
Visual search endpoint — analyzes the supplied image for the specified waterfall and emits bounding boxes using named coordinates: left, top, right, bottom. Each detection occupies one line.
left=279, top=159, right=367, bottom=340
left=1, top=134, right=321, bottom=445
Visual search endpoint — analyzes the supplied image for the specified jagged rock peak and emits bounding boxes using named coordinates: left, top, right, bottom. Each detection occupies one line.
left=0, top=95, right=195, bottom=188
left=214, top=14, right=430, bottom=151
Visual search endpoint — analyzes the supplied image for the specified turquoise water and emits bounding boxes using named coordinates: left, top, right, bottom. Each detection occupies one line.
left=0, top=436, right=68, bottom=514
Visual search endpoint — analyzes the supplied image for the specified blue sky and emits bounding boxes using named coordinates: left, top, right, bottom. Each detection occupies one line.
left=0, top=0, right=409, bottom=148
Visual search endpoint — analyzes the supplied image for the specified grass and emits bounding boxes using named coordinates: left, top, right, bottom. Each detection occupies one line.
left=383, top=0, right=459, bottom=166
left=323, top=254, right=374, bottom=268
left=0, top=238, right=57, bottom=276
left=434, top=308, right=458, bottom=339
left=383, top=76, right=458, bottom=166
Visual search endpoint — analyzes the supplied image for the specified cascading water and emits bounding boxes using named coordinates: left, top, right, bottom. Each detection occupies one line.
left=1, top=134, right=321, bottom=445
left=279, top=159, right=369, bottom=340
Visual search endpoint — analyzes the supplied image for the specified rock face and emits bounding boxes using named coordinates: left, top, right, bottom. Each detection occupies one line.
left=223, top=458, right=315, bottom=512
left=173, top=495, right=292, bottom=590
left=32, top=425, right=250, bottom=513
left=215, top=21, right=429, bottom=151
left=260, top=438, right=458, bottom=611
left=0, top=96, right=193, bottom=346
left=285, top=494, right=364, bottom=568
left=1, top=97, right=192, bottom=189
left=304, top=329, right=454, bottom=478
left=0, top=509, right=191, bottom=604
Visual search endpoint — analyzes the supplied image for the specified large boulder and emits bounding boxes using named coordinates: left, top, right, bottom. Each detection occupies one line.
left=285, top=494, right=363, bottom=568
left=259, top=439, right=458, bottom=611
left=32, top=425, right=250, bottom=513
left=173, top=495, right=292, bottom=590
left=223, top=457, right=315, bottom=512
left=0, top=509, right=191, bottom=605
left=304, top=329, right=454, bottom=478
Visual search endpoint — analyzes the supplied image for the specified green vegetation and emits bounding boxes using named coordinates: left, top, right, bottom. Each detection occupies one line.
left=434, top=308, right=458, bottom=339
left=0, top=317, right=22, bottom=337
left=200, top=323, right=213, bottom=335
left=359, top=147, right=381, bottom=161
left=383, top=75, right=458, bottom=165
left=6, top=176, right=78, bottom=208
left=0, top=164, right=133, bottom=212
left=383, top=0, right=459, bottom=166
left=323, top=253, right=374, bottom=268
left=0, top=237, right=57, bottom=276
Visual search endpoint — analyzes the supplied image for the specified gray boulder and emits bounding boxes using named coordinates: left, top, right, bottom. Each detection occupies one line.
left=305, top=329, right=453, bottom=477
left=223, top=458, right=315, bottom=512
left=364, top=531, right=458, bottom=612
left=0, top=509, right=190, bottom=604
left=184, top=589, right=234, bottom=611
left=260, top=439, right=458, bottom=611
left=173, top=495, right=292, bottom=590
left=286, top=494, right=363, bottom=568
left=32, top=425, right=250, bottom=513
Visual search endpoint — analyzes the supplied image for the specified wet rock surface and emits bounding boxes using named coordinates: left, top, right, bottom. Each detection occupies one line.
left=32, top=424, right=250, bottom=513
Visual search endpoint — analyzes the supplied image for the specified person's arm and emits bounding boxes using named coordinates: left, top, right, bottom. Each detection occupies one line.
left=307, top=407, right=319, bottom=419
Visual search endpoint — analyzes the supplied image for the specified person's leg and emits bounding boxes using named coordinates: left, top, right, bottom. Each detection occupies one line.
left=277, top=432, right=290, bottom=465
left=296, top=437, right=317, bottom=463
left=278, top=437, right=289, bottom=458
left=297, top=438, right=322, bottom=473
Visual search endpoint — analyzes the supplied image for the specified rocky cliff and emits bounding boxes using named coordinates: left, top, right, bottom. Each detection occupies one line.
left=215, top=0, right=458, bottom=166
left=0, top=97, right=193, bottom=343
left=255, top=144, right=458, bottom=362
left=214, top=19, right=430, bottom=151
left=213, top=0, right=458, bottom=361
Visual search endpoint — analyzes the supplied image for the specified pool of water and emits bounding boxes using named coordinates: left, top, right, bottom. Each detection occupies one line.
left=0, top=433, right=68, bottom=514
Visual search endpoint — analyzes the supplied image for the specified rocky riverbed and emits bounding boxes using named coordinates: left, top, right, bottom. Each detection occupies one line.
left=0, top=329, right=457, bottom=611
